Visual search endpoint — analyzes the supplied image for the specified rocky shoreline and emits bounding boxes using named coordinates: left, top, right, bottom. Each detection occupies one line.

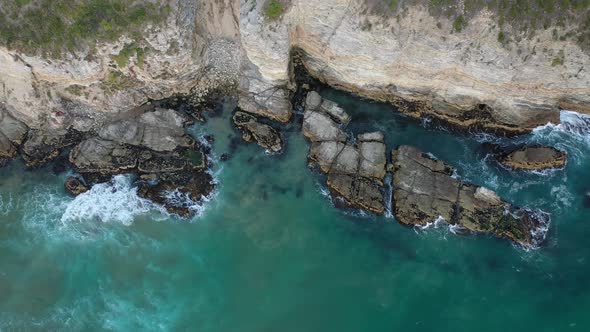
left=294, top=88, right=552, bottom=248
left=1, top=95, right=221, bottom=218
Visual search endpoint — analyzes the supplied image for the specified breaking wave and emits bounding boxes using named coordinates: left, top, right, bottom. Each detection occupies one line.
left=61, top=175, right=163, bottom=226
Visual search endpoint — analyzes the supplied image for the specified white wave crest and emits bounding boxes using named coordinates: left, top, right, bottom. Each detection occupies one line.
left=61, top=175, right=162, bottom=226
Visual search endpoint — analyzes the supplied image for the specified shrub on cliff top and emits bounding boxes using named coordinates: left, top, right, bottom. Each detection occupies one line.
left=364, top=0, right=590, bottom=51
left=0, top=0, right=170, bottom=57
left=265, top=0, right=284, bottom=20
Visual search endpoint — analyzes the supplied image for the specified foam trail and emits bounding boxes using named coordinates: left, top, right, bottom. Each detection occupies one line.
left=383, top=173, right=393, bottom=219
left=61, top=174, right=162, bottom=226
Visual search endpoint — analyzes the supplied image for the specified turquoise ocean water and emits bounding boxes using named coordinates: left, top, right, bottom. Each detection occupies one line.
left=1, top=88, right=590, bottom=331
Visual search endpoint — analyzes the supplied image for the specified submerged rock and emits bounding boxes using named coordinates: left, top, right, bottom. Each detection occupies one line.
left=391, top=145, right=549, bottom=248
left=498, top=145, right=567, bottom=171
left=64, top=177, right=89, bottom=196
left=232, top=111, right=283, bottom=152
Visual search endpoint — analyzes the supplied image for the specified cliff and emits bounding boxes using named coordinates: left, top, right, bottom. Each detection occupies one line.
left=1, top=0, right=589, bottom=146
left=240, top=0, right=590, bottom=133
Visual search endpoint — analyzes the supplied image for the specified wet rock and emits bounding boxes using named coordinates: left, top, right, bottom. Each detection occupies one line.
left=137, top=170, right=215, bottom=217
left=64, top=177, right=88, bottom=196
left=358, top=132, right=386, bottom=183
left=232, top=111, right=283, bottom=152
left=220, top=153, right=231, bottom=161
left=303, top=92, right=386, bottom=215
left=22, top=129, right=84, bottom=168
left=391, top=145, right=549, bottom=248
left=69, top=138, right=138, bottom=174
left=0, top=109, right=28, bottom=159
left=327, top=174, right=384, bottom=214
left=499, top=145, right=567, bottom=171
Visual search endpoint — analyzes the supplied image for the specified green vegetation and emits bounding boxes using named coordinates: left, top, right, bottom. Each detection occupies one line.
left=265, top=0, right=284, bottom=20
left=101, top=70, right=140, bottom=93
left=113, top=42, right=146, bottom=68
left=452, top=15, right=467, bottom=32
left=365, top=0, right=590, bottom=51
left=0, top=0, right=170, bottom=57
left=65, top=84, right=87, bottom=97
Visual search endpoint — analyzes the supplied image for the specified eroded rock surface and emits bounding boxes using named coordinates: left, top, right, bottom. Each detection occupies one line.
left=392, top=145, right=549, bottom=248
left=499, top=146, right=567, bottom=171
left=303, top=92, right=386, bottom=214
left=68, top=105, right=215, bottom=217
left=0, top=108, right=28, bottom=160
left=232, top=111, right=283, bottom=152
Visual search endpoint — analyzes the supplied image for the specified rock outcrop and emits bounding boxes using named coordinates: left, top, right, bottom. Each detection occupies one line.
left=304, top=91, right=386, bottom=214
left=391, top=145, right=549, bottom=248
left=67, top=106, right=214, bottom=217
left=499, top=146, right=567, bottom=171
left=64, top=177, right=89, bottom=196
left=232, top=111, right=283, bottom=152
left=0, top=107, right=28, bottom=161
left=239, top=0, right=590, bottom=134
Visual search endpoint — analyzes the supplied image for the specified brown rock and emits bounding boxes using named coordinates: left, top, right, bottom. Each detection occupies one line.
left=499, top=146, right=567, bottom=171
left=392, top=145, right=549, bottom=248
left=64, top=177, right=88, bottom=196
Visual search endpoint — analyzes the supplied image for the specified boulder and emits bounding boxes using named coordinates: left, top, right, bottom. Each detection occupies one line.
left=499, top=145, right=567, bottom=171
left=232, top=111, right=283, bottom=152
left=319, top=99, right=351, bottom=124
left=391, top=145, right=549, bottom=248
left=138, top=170, right=215, bottom=217
left=64, top=177, right=88, bottom=196
left=302, top=110, right=347, bottom=142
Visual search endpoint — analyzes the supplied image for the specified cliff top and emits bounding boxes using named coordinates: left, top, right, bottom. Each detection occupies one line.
left=0, top=0, right=171, bottom=57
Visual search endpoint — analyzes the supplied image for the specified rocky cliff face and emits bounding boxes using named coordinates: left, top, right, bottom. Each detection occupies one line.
left=239, top=0, right=590, bottom=133
left=1, top=0, right=589, bottom=149
left=0, top=0, right=239, bottom=130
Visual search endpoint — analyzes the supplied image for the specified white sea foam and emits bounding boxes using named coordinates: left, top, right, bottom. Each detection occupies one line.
left=61, top=175, right=163, bottom=226
left=413, top=216, right=465, bottom=239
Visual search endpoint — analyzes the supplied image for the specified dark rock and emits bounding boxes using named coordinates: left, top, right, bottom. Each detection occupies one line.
left=498, top=145, right=567, bottom=171
left=22, top=129, right=84, bottom=168
left=220, top=153, right=231, bottom=161
left=391, top=145, right=549, bottom=248
left=0, top=108, right=28, bottom=160
left=327, top=173, right=384, bottom=214
left=64, top=177, right=88, bottom=196
left=303, top=91, right=386, bottom=215
left=137, top=170, right=215, bottom=217
left=69, top=138, right=138, bottom=174
left=232, top=111, right=283, bottom=152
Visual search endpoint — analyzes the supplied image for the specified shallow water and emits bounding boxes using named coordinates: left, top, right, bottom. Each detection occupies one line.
left=1, top=90, right=590, bottom=331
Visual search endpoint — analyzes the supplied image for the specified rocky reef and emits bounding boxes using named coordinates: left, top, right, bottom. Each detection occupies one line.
left=300, top=90, right=549, bottom=248
left=391, top=145, right=549, bottom=248
left=232, top=110, right=283, bottom=152
left=303, top=91, right=387, bottom=214
left=66, top=106, right=215, bottom=217
left=498, top=146, right=567, bottom=171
